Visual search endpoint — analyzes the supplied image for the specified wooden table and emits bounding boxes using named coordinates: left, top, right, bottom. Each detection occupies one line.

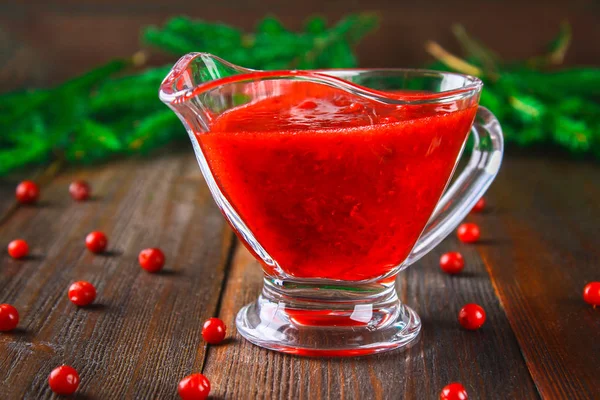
left=0, top=151, right=598, bottom=399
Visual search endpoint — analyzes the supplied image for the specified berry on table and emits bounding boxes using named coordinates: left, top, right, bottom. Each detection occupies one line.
left=48, top=365, right=80, bottom=396
left=0, top=304, right=19, bottom=332
left=8, top=239, right=29, bottom=259
left=471, top=197, right=486, bottom=213
left=85, top=231, right=107, bottom=253
left=15, top=180, right=39, bottom=204
left=138, top=248, right=165, bottom=273
left=178, top=373, right=211, bottom=400
left=69, top=180, right=91, bottom=201
left=440, top=382, right=468, bottom=400
left=457, top=223, right=480, bottom=244
left=583, top=282, right=600, bottom=307
left=458, top=304, right=486, bottom=330
left=68, top=281, right=97, bottom=307
left=440, top=252, right=465, bottom=275
left=202, top=318, right=227, bottom=344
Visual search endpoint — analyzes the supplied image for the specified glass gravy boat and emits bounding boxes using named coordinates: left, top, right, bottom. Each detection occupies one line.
left=160, top=53, right=503, bottom=356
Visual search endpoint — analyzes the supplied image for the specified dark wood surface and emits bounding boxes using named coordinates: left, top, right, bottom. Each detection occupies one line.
left=0, top=151, right=599, bottom=399
left=1, top=0, right=599, bottom=91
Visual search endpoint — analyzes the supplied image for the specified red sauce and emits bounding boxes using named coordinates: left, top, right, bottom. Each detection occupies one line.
left=197, top=81, right=477, bottom=281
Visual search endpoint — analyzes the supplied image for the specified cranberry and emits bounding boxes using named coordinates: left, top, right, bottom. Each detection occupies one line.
left=202, top=318, right=227, bottom=344
left=138, top=248, right=165, bottom=273
left=440, top=382, right=469, bottom=400
left=15, top=180, right=39, bottom=204
left=68, top=281, right=97, bottom=307
left=440, top=252, right=464, bottom=275
left=458, top=304, right=486, bottom=330
left=457, top=223, right=480, bottom=243
left=178, top=373, right=211, bottom=400
left=0, top=304, right=19, bottom=331
left=471, top=197, right=486, bottom=213
left=69, top=180, right=91, bottom=201
left=583, top=282, right=600, bottom=306
left=7, top=239, right=29, bottom=259
left=85, top=231, right=107, bottom=253
left=48, top=365, right=80, bottom=395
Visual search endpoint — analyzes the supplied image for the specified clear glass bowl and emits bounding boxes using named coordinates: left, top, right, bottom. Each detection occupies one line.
left=160, top=53, right=503, bottom=356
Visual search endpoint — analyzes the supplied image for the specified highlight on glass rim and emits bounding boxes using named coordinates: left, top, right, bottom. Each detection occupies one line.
left=1, top=2, right=598, bottom=399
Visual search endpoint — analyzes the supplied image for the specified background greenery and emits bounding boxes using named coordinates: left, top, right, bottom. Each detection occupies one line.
left=0, top=14, right=598, bottom=176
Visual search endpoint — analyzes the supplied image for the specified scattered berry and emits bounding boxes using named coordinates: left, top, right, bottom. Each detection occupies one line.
left=48, top=365, right=80, bottom=396
left=0, top=304, right=19, bottom=332
left=471, top=197, right=486, bottom=213
left=68, top=281, right=97, bottom=307
left=85, top=231, right=107, bottom=253
left=583, top=282, right=600, bottom=307
left=440, top=252, right=465, bottom=274
left=8, top=239, right=29, bottom=259
left=202, top=318, right=227, bottom=344
left=458, top=304, right=486, bottom=330
left=178, top=373, right=211, bottom=400
left=440, top=382, right=468, bottom=400
left=15, top=180, right=39, bottom=204
left=69, top=180, right=91, bottom=201
left=457, top=223, right=480, bottom=244
left=138, top=248, right=165, bottom=273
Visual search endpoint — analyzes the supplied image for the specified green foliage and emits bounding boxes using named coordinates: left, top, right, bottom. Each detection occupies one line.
left=428, top=23, right=600, bottom=159
left=0, top=14, right=378, bottom=176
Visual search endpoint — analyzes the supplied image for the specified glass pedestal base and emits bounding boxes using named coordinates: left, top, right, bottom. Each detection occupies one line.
left=235, top=278, right=421, bottom=356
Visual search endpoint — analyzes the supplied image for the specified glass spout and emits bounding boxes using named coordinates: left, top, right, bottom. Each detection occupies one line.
left=159, top=53, right=254, bottom=131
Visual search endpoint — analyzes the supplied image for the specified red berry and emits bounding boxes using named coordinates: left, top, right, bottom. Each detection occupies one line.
left=440, top=382, right=469, bottom=400
left=471, top=197, right=486, bottom=213
left=583, top=282, right=600, bottom=306
left=69, top=180, right=91, bottom=201
left=7, top=239, right=29, bottom=259
left=440, top=252, right=465, bottom=274
left=178, top=373, right=211, bottom=400
left=458, top=304, right=486, bottom=330
left=0, top=304, right=19, bottom=331
left=85, top=231, right=107, bottom=253
left=457, top=223, right=480, bottom=243
left=48, top=365, right=80, bottom=395
left=202, top=318, right=226, bottom=344
left=138, top=248, right=165, bottom=273
left=68, top=281, right=97, bottom=307
left=15, top=180, right=39, bottom=204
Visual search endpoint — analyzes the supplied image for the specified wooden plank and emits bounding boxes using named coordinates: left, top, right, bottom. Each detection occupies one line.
left=477, top=156, right=600, bottom=400
left=0, top=152, right=234, bottom=399
left=0, top=177, right=19, bottom=223
left=203, top=224, right=539, bottom=398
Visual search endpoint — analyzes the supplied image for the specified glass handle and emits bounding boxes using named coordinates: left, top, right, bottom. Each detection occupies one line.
left=404, top=107, right=504, bottom=267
